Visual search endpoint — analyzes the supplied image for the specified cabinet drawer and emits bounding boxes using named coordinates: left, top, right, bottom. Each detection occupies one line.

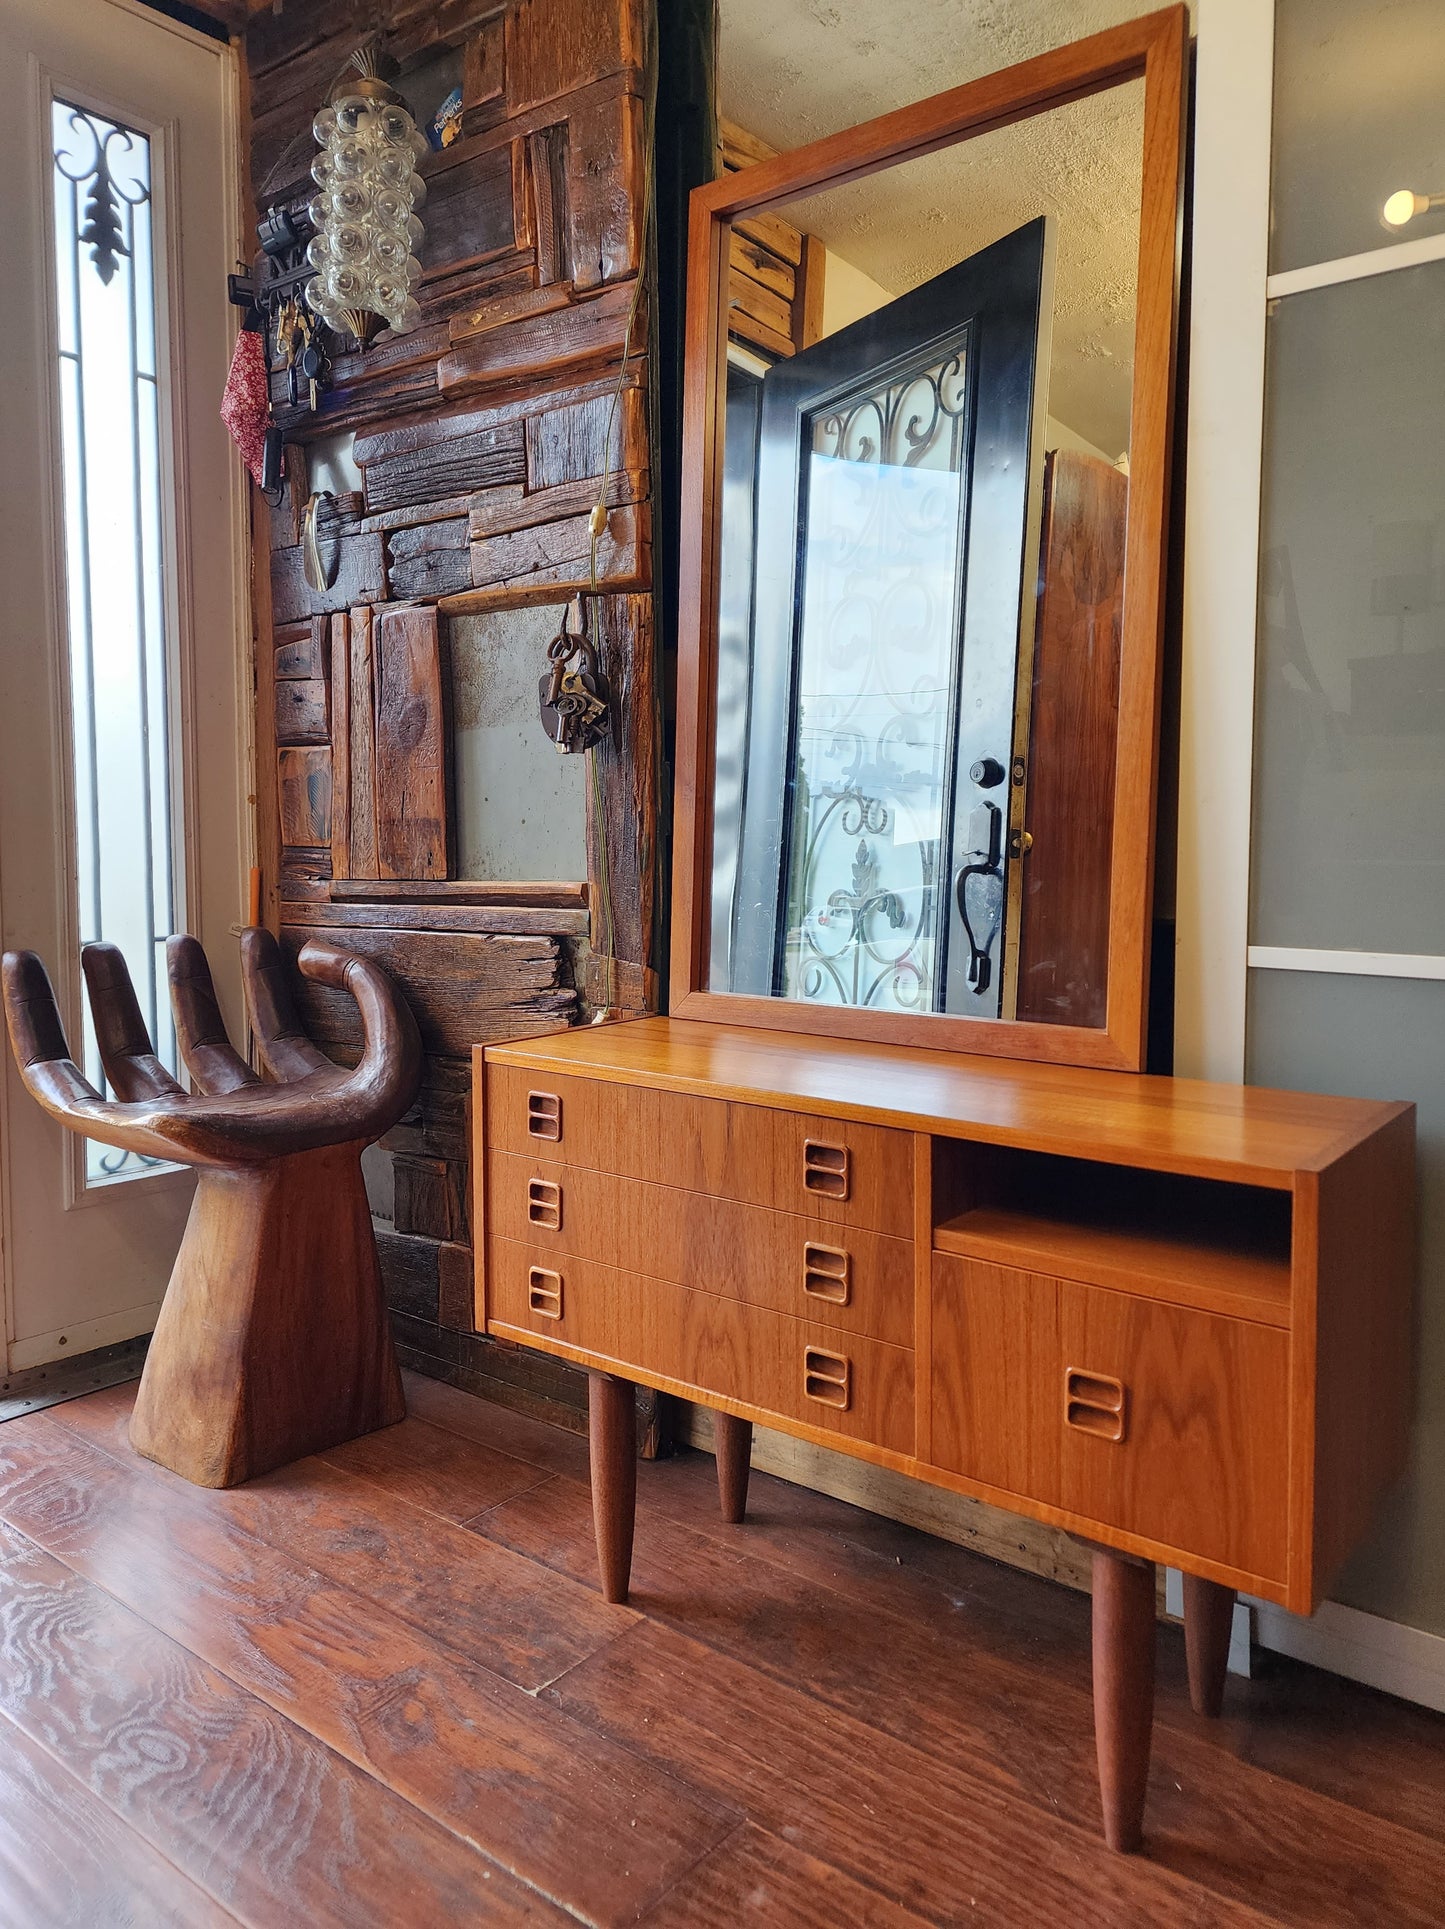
left=489, top=1151, right=913, bottom=1348
left=930, top=1255, right=1289, bottom=1582
left=489, top=1234, right=915, bottom=1456
left=485, top=1063, right=913, bottom=1237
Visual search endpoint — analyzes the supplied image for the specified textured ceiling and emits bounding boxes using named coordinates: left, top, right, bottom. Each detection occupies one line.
left=719, top=0, right=1188, bottom=454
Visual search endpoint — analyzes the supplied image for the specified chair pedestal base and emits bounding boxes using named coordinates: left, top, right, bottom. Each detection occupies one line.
left=129, top=1141, right=404, bottom=1488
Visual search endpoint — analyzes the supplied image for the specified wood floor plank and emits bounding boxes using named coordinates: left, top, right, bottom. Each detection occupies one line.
left=0, top=1517, right=567, bottom=1926
left=48, top=1387, right=635, bottom=1692
left=0, top=1705, right=235, bottom=1929
left=0, top=1412, right=738, bottom=1924
left=544, top=1619, right=1275, bottom=1927
left=317, top=1414, right=553, bottom=1521
left=483, top=1464, right=1445, bottom=1927
left=649, top=1448, right=1445, bottom=1859
left=637, top=1824, right=935, bottom=1927
left=402, top=1371, right=592, bottom=1480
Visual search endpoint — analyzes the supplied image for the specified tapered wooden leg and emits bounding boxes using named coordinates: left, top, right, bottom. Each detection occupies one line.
left=1183, top=1575, right=1236, bottom=1718
left=588, top=1372, right=637, bottom=1604
left=1091, top=1549, right=1156, bottom=1853
left=713, top=1411, right=753, bottom=1523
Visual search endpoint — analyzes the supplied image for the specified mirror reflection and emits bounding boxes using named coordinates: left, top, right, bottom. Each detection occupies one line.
left=707, top=81, right=1144, bottom=1028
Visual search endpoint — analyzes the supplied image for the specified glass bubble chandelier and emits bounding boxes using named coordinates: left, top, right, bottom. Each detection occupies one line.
left=306, top=43, right=427, bottom=348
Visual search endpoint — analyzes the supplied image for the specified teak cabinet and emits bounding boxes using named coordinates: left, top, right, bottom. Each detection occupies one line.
left=473, top=1016, right=1414, bottom=1850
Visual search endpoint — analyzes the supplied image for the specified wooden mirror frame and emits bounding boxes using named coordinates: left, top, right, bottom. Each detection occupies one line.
left=669, top=5, right=1188, bottom=1072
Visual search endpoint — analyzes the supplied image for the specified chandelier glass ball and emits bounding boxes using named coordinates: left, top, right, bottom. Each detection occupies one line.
left=305, top=47, right=428, bottom=347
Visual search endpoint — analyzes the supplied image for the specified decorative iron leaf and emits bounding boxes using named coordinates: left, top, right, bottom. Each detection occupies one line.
left=79, top=148, right=129, bottom=285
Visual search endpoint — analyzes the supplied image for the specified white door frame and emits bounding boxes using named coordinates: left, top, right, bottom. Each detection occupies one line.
left=0, top=0, right=252, bottom=1370
left=1175, top=0, right=1445, bottom=1713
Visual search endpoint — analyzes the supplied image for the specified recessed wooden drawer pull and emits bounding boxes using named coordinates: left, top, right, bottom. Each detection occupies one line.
left=803, top=1242, right=851, bottom=1305
left=803, top=1139, right=850, bottom=1201
left=527, top=1177, right=562, bottom=1230
left=1065, top=1368, right=1127, bottom=1443
left=527, top=1091, right=562, bottom=1141
left=528, top=1266, right=564, bottom=1319
left=803, top=1346, right=851, bottom=1411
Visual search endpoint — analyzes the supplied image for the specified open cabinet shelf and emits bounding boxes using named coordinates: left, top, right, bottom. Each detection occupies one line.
left=933, top=1145, right=1293, bottom=1326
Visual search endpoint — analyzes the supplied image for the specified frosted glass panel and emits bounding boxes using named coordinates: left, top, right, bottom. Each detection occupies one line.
left=1247, top=970, right=1445, bottom=1632
left=51, top=101, right=179, bottom=1186
left=1270, top=0, right=1445, bottom=275
left=452, top=603, right=587, bottom=881
left=779, top=352, right=969, bottom=1012
left=1250, top=262, right=1445, bottom=954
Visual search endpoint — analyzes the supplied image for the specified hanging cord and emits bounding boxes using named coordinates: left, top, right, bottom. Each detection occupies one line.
left=584, top=17, right=658, bottom=1019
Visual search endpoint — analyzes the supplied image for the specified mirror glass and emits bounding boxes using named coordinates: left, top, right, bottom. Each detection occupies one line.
left=706, top=80, right=1144, bottom=1028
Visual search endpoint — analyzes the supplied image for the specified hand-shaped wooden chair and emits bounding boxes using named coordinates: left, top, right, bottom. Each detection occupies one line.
left=1, top=929, right=421, bottom=1487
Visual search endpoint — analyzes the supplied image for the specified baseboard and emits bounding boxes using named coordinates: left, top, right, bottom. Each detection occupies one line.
left=1248, top=1596, right=1445, bottom=1714
left=8, top=1300, right=162, bottom=1373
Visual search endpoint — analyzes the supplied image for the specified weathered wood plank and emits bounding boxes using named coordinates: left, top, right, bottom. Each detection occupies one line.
left=438, top=283, right=641, bottom=399
left=734, top=209, right=804, bottom=270
left=387, top=520, right=473, bottom=601
left=469, top=467, right=646, bottom=540
left=729, top=265, right=792, bottom=343
left=418, top=143, right=518, bottom=282
left=505, top=0, right=646, bottom=115
left=730, top=229, right=795, bottom=301
left=279, top=845, right=332, bottom=904
left=274, top=676, right=329, bottom=746
left=348, top=606, right=380, bottom=881
left=274, top=617, right=327, bottom=680
left=373, top=605, right=450, bottom=880
left=287, top=899, right=590, bottom=938
left=588, top=592, right=656, bottom=993
left=525, top=382, right=647, bottom=490
left=362, top=493, right=475, bottom=536
left=279, top=925, right=573, bottom=1055
left=563, top=89, right=644, bottom=288
left=359, top=419, right=527, bottom=519
left=470, top=500, right=649, bottom=591
left=277, top=746, right=331, bottom=848
left=393, top=1152, right=468, bottom=1243
left=271, top=531, right=387, bottom=625
left=328, top=612, right=350, bottom=880
left=447, top=281, right=575, bottom=345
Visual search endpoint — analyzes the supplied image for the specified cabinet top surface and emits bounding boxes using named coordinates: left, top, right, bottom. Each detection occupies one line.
left=482, top=1018, right=1410, bottom=1184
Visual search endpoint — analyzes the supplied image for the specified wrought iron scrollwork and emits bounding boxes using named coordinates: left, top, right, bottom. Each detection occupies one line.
left=54, top=106, right=150, bottom=286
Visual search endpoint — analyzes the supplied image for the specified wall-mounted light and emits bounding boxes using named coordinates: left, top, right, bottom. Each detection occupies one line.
left=305, top=42, right=427, bottom=349
left=1381, top=188, right=1445, bottom=231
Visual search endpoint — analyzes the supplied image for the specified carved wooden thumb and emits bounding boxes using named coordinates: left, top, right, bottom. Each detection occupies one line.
left=1, top=929, right=422, bottom=1488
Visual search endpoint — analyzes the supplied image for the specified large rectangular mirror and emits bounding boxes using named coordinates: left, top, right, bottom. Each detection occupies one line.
left=672, top=8, right=1187, bottom=1069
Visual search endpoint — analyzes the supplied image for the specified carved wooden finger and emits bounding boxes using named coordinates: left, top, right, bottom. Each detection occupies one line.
left=241, top=926, right=332, bottom=1082
left=81, top=943, right=184, bottom=1102
left=166, top=934, right=258, bottom=1095
left=1, top=950, right=189, bottom=1165
left=296, top=939, right=423, bottom=1134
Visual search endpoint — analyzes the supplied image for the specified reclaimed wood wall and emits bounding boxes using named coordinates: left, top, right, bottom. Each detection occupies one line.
left=244, top=0, right=659, bottom=1427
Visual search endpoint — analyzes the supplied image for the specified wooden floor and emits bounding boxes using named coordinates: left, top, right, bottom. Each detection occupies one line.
left=0, top=1381, right=1442, bottom=1926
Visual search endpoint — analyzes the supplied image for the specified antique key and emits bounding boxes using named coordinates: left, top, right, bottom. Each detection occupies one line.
left=539, top=597, right=611, bottom=754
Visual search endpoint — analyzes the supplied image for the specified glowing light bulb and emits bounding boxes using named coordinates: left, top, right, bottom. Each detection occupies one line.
left=1383, top=189, right=1428, bottom=228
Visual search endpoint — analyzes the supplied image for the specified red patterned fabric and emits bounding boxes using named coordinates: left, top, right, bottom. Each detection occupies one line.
left=220, top=328, right=271, bottom=485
